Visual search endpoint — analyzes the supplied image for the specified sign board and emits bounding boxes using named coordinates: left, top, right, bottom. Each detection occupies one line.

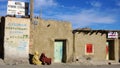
left=108, top=32, right=118, bottom=38
left=85, top=44, right=94, bottom=55
left=7, top=1, right=29, bottom=16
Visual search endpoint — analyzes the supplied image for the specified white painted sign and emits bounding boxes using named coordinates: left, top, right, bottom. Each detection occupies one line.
left=7, top=1, right=28, bottom=16
left=108, top=32, right=118, bottom=38
left=4, top=19, right=30, bottom=58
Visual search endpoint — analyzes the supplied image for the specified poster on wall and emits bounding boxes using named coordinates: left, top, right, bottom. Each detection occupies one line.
left=85, top=44, right=94, bottom=55
left=108, top=32, right=118, bottom=38
left=7, top=1, right=29, bottom=16
left=4, top=19, right=30, bottom=58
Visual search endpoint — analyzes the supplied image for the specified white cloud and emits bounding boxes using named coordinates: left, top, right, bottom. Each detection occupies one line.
left=34, top=0, right=57, bottom=8
left=90, top=1, right=102, bottom=7
left=54, top=9, right=116, bottom=28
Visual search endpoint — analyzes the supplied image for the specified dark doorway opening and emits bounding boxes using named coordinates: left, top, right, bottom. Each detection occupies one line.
left=107, top=40, right=115, bottom=60
left=0, top=17, right=5, bottom=59
left=62, top=40, right=67, bottom=63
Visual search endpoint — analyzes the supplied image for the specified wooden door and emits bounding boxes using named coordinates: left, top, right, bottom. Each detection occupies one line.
left=54, top=41, right=63, bottom=63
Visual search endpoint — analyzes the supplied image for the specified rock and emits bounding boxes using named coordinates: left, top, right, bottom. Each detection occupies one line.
left=0, top=59, right=5, bottom=65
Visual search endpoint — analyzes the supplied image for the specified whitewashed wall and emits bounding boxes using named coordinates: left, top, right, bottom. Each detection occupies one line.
left=4, top=17, right=30, bottom=64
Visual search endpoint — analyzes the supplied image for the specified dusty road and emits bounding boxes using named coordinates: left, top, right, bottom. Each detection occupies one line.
left=0, top=63, right=120, bottom=68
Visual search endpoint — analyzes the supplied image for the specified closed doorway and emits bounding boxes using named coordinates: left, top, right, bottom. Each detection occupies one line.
left=54, top=40, right=66, bottom=63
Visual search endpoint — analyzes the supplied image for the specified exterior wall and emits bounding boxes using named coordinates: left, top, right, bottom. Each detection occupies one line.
left=119, top=38, right=120, bottom=61
left=30, top=19, right=73, bottom=62
left=4, top=17, right=30, bottom=64
left=74, top=32, right=106, bottom=61
left=114, top=39, right=119, bottom=62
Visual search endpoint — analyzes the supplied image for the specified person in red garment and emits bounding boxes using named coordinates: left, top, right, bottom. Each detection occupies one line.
left=39, top=53, right=51, bottom=65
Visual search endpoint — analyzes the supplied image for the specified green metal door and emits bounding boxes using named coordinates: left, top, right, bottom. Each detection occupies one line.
left=54, top=41, right=63, bottom=63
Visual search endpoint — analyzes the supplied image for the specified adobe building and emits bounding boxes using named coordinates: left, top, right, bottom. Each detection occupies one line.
left=0, top=0, right=119, bottom=65
left=30, top=18, right=73, bottom=63
left=0, top=16, right=30, bottom=64
left=73, top=28, right=120, bottom=63
left=0, top=16, right=73, bottom=64
left=0, top=16, right=120, bottom=64
left=73, top=29, right=107, bottom=61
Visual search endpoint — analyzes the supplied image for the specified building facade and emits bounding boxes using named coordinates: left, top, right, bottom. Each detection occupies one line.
left=73, top=29, right=120, bottom=62
left=0, top=17, right=120, bottom=64
left=73, top=29, right=107, bottom=61
left=30, top=18, right=73, bottom=63
left=0, top=17, right=30, bottom=64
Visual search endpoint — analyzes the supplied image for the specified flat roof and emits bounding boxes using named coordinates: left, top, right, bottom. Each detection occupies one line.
left=73, top=29, right=120, bottom=37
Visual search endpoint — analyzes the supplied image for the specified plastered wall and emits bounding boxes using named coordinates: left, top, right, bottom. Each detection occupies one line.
left=4, top=17, right=30, bottom=64
left=74, top=32, right=106, bottom=61
left=30, top=19, right=73, bottom=62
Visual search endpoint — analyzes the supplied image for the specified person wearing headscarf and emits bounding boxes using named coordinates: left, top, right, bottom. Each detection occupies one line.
left=32, top=51, right=42, bottom=65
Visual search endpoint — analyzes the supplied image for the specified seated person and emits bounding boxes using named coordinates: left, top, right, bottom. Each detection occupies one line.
left=32, top=51, right=42, bottom=65
left=40, top=53, right=51, bottom=65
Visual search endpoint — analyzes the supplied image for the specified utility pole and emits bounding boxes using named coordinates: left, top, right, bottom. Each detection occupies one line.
left=29, top=0, right=35, bottom=54
left=30, top=0, right=34, bottom=24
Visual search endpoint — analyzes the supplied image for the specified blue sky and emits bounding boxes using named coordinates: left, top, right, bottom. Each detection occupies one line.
left=0, top=0, right=120, bottom=30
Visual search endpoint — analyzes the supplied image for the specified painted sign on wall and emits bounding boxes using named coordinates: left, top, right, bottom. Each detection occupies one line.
left=7, top=1, right=29, bottom=16
left=108, top=32, right=118, bottom=38
left=4, top=20, right=30, bottom=58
